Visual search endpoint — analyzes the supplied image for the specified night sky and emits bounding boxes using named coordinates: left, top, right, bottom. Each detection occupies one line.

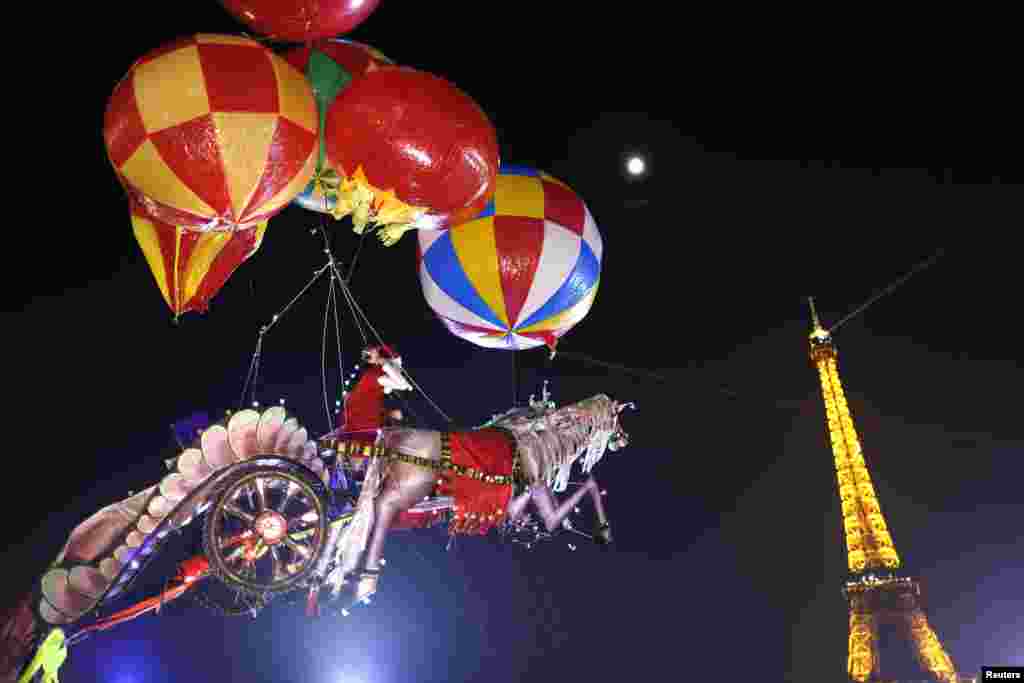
left=6, top=3, right=1023, bottom=682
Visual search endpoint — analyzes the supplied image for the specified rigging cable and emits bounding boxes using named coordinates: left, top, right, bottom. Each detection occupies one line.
left=391, top=384, right=428, bottom=429
left=329, top=263, right=345, bottom=398
left=335, top=265, right=369, bottom=347
left=237, top=335, right=263, bottom=410
left=262, top=263, right=332, bottom=335
left=512, top=351, right=518, bottom=406
left=321, top=275, right=334, bottom=432
left=333, top=264, right=453, bottom=423
left=336, top=267, right=452, bottom=423
left=552, top=349, right=740, bottom=400
left=553, top=249, right=944, bottom=407
left=238, top=262, right=331, bottom=410
left=346, top=229, right=369, bottom=283
left=553, top=350, right=669, bottom=382
left=829, top=248, right=945, bottom=333
left=234, top=225, right=452, bottom=427
left=316, top=224, right=349, bottom=432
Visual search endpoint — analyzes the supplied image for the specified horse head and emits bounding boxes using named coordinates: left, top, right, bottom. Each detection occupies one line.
left=607, top=401, right=635, bottom=451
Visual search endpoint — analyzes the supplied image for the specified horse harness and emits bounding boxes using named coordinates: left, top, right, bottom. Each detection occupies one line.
left=324, top=429, right=530, bottom=497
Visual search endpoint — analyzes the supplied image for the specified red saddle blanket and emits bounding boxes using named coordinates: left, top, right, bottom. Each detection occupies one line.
left=436, top=429, right=516, bottom=535
left=392, top=508, right=448, bottom=531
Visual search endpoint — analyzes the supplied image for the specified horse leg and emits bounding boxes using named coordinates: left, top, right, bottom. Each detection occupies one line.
left=587, top=477, right=612, bottom=544
left=505, top=490, right=532, bottom=522
left=363, top=430, right=441, bottom=571
left=587, top=478, right=608, bottom=527
left=343, top=463, right=434, bottom=604
left=527, top=476, right=603, bottom=533
left=355, top=462, right=436, bottom=600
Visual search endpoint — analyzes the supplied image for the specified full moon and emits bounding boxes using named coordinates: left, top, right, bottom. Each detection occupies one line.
left=626, top=156, right=646, bottom=176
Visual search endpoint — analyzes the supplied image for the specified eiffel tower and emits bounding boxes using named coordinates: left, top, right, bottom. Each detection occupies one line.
left=806, top=298, right=975, bottom=683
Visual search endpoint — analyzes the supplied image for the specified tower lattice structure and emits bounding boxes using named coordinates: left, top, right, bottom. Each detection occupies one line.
left=806, top=299, right=968, bottom=683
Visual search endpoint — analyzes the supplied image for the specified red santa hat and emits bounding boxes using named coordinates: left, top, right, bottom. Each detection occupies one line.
left=364, top=344, right=397, bottom=359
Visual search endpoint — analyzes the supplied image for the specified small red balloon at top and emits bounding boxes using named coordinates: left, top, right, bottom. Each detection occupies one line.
left=219, top=0, right=381, bottom=42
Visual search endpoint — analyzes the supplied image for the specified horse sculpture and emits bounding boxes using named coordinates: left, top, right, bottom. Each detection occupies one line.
left=325, top=388, right=633, bottom=606
left=0, top=378, right=631, bottom=681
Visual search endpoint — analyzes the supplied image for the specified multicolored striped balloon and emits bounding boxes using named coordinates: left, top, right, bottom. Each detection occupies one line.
left=417, top=166, right=601, bottom=351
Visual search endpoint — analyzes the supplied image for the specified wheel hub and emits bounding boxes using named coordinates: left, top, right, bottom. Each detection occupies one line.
left=254, top=511, right=288, bottom=545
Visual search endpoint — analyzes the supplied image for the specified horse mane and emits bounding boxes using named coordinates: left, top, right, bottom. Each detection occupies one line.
left=488, top=394, right=620, bottom=492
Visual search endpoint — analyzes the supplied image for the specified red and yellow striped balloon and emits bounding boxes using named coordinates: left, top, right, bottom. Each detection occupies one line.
left=130, top=200, right=266, bottom=318
left=104, top=34, right=318, bottom=232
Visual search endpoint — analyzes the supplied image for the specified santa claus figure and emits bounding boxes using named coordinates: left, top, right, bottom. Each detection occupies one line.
left=338, top=344, right=411, bottom=447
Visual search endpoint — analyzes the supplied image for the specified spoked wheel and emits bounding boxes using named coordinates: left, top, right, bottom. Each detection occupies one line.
left=203, top=468, right=328, bottom=595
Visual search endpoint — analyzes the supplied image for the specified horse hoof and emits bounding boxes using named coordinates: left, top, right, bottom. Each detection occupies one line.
left=594, top=522, right=612, bottom=546
left=342, top=569, right=380, bottom=609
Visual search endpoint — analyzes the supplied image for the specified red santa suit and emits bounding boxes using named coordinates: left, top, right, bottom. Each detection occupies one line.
left=337, top=348, right=411, bottom=448
left=339, top=364, right=388, bottom=446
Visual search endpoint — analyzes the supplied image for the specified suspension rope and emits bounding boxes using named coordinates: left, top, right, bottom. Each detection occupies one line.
left=346, top=229, right=369, bottom=283
left=512, top=352, right=518, bottom=406
left=264, top=263, right=332, bottom=335
left=331, top=260, right=433, bottom=426
left=238, top=253, right=331, bottom=410
left=321, top=277, right=334, bottom=433
left=553, top=349, right=740, bottom=400
left=314, top=224, right=355, bottom=423
left=313, top=225, right=349, bottom=433
left=829, top=248, right=945, bottom=333
left=392, top=388, right=428, bottom=428
left=235, top=223, right=456, bottom=428
left=332, top=263, right=453, bottom=423
left=553, top=351, right=664, bottom=383
left=345, top=285, right=452, bottom=423
left=542, top=344, right=554, bottom=385
left=335, top=265, right=369, bottom=346
left=329, top=267, right=345, bottom=395
left=238, top=335, right=264, bottom=410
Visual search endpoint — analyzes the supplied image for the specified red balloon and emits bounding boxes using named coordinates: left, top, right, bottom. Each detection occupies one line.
left=325, top=67, right=499, bottom=229
left=219, top=0, right=381, bottom=42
